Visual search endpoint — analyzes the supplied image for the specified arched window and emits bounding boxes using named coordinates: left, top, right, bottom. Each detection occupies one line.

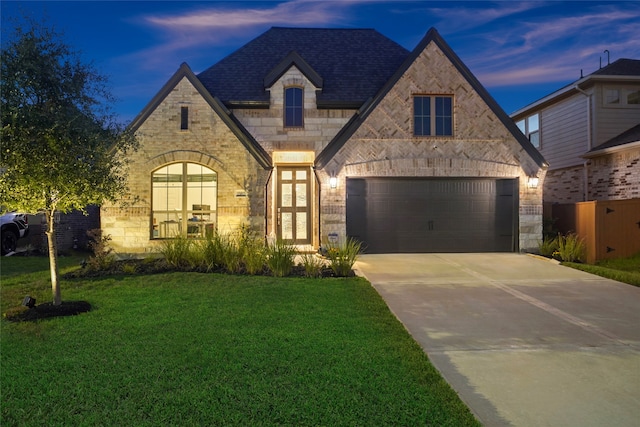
left=152, top=163, right=217, bottom=238
left=284, top=87, right=303, bottom=128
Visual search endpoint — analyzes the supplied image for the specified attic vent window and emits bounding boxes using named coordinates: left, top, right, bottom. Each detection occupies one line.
left=181, top=106, right=189, bottom=130
left=284, top=87, right=303, bottom=128
left=413, top=96, right=453, bottom=136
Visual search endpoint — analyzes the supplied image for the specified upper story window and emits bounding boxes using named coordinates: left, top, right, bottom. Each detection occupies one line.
left=604, top=87, right=640, bottom=107
left=284, top=87, right=303, bottom=128
left=414, top=95, right=453, bottom=136
left=516, top=113, right=540, bottom=148
left=152, top=163, right=217, bottom=239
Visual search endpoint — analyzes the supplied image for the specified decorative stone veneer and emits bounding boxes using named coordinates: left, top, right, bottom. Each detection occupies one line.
left=318, top=42, right=546, bottom=252
left=102, top=78, right=269, bottom=253
left=233, top=67, right=355, bottom=153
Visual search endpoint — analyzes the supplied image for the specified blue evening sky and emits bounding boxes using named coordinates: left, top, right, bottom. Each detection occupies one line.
left=2, top=1, right=639, bottom=124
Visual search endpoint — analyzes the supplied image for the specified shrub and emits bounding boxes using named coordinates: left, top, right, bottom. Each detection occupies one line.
left=236, top=225, right=266, bottom=275
left=121, top=263, right=138, bottom=274
left=538, top=235, right=559, bottom=258
left=219, top=234, right=242, bottom=274
left=86, top=229, right=116, bottom=271
left=266, top=240, right=297, bottom=277
left=300, top=253, right=325, bottom=278
left=556, top=233, right=586, bottom=263
left=199, top=232, right=226, bottom=271
left=159, top=236, right=195, bottom=269
left=326, top=238, right=362, bottom=277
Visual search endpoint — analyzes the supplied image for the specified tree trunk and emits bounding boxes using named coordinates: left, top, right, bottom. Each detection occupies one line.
left=45, top=210, right=62, bottom=306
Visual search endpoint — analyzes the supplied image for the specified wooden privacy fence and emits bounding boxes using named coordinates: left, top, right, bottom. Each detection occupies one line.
left=547, top=198, right=640, bottom=264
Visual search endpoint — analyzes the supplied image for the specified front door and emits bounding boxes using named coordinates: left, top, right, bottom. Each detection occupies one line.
left=277, top=167, right=311, bottom=244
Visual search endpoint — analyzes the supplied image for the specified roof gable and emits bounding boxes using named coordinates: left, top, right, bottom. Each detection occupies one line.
left=263, top=51, right=323, bottom=89
left=197, top=27, right=409, bottom=108
left=129, top=63, right=272, bottom=169
left=316, top=27, right=547, bottom=169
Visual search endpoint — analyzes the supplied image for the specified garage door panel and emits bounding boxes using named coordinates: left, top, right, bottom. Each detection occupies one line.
left=346, top=178, right=517, bottom=253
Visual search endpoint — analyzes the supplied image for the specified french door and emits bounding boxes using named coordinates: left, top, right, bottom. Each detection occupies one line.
left=277, top=167, right=311, bottom=244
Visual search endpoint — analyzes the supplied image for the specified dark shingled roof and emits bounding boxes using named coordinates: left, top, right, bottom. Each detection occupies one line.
left=197, top=27, right=410, bottom=107
left=591, top=58, right=640, bottom=76
left=588, top=123, right=640, bottom=153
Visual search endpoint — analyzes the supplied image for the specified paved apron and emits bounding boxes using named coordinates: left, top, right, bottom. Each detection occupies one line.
left=354, top=253, right=640, bottom=427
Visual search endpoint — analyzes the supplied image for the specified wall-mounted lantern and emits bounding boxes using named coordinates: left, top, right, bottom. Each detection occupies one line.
left=329, top=176, right=338, bottom=189
left=527, top=176, right=539, bottom=189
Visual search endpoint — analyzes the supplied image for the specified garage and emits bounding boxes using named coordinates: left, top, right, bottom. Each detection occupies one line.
left=346, top=178, right=518, bottom=253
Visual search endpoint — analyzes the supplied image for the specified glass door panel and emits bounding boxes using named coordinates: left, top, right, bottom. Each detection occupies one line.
left=277, top=167, right=311, bottom=244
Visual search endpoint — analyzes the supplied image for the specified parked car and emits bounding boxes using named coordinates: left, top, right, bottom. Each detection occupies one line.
left=1, top=212, right=29, bottom=255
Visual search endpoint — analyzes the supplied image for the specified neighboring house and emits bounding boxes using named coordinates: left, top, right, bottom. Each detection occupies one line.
left=102, top=27, right=547, bottom=254
left=511, top=59, right=640, bottom=204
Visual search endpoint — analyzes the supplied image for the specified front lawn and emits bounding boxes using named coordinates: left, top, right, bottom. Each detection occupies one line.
left=564, top=252, right=640, bottom=287
left=1, top=256, right=479, bottom=426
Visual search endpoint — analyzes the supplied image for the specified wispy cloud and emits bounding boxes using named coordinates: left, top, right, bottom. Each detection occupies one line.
left=453, top=3, right=640, bottom=86
left=119, top=0, right=353, bottom=71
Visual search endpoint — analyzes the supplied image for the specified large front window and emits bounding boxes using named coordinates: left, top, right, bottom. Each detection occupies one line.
left=414, top=95, right=453, bottom=136
left=152, top=163, right=217, bottom=238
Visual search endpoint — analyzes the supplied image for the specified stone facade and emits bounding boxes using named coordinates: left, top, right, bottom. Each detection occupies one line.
left=103, top=29, right=546, bottom=254
left=320, top=43, right=545, bottom=252
left=102, top=78, right=269, bottom=253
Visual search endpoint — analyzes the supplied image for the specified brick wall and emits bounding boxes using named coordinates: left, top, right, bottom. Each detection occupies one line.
left=588, top=148, right=640, bottom=200
left=543, top=166, right=585, bottom=203
left=319, top=41, right=546, bottom=252
left=543, top=147, right=640, bottom=204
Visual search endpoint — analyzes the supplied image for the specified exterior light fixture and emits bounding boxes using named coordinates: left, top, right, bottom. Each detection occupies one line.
left=22, top=295, right=36, bottom=308
left=527, top=176, right=539, bottom=189
left=329, top=176, right=338, bottom=189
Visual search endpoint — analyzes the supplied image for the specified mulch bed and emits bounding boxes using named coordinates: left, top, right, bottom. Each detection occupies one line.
left=5, top=301, right=92, bottom=322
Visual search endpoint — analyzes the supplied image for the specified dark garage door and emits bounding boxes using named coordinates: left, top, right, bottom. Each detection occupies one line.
left=346, top=178, right=518, bottom=253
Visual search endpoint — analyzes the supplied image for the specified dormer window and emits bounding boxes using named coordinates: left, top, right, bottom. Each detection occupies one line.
left=284, top=87, right=303, bottom=128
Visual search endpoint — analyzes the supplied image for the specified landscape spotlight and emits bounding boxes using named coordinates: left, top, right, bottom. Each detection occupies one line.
left=22, top=295, right=36, bottom=308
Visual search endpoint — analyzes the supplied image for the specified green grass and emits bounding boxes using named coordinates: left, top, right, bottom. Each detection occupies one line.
left=564, top=252, right=640, bottom=287
left=1, top=256, right=479, bottom=426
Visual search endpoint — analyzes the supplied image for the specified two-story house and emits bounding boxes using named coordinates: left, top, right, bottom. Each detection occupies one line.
left=511, top=59, right=640, bottom=204
left=101, top=27, right=547, bottom=254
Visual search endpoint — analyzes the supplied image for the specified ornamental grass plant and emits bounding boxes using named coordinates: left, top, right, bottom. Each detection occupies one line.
left=326, top=237, right=362, bottom=277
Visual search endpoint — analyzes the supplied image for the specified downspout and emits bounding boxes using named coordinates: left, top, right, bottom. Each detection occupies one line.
left=264, top=169, right=273, bottom=244
left=313, top=168, right=321, bottom=251
left=574, top=85, right=592, bottom=201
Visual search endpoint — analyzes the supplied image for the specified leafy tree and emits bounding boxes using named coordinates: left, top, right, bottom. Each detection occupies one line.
left=1, top=19, right=137, bottom=305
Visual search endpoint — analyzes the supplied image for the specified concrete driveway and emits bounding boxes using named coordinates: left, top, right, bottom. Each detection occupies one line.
left=354, top=253, right=640, bottom=427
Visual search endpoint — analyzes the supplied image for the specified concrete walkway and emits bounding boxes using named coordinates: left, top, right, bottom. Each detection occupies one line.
left=354, top=253, right=640, bottom=427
